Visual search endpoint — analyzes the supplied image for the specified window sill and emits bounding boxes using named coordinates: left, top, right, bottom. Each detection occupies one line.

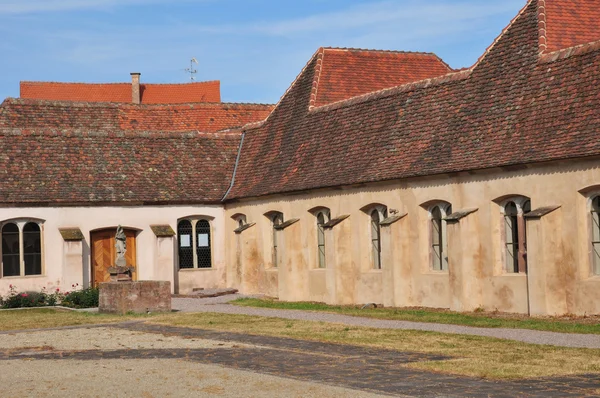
left=364, top=269, right=383, bottom=274
left=265, top=268, right=279, bottom=272
left=310, top=268, right=327, bottom=272
left=422, top=270, right=449, bottom=275
left=1, top=274, right=46, bottom=279
left=178, top=268, right=214, bottom=272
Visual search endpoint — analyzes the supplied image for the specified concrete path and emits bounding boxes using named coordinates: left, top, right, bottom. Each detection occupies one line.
left=172, top=297, right=600, bottom=349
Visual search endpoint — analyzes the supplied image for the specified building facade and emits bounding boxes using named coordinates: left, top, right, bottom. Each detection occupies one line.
left=1, top=0, right=600, bottom=315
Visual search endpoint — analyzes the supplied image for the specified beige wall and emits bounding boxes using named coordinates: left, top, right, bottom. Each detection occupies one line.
left=225, top=159, right=600, bottom=315
left=0, top=205, right=226, bottom=295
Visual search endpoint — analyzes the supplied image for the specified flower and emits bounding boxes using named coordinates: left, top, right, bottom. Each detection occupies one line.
left=56, top=288, right=60, bottom=292
left=20, top=293, right=28, bottom=297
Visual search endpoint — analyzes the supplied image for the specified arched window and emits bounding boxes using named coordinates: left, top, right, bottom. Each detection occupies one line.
left=431, top=203, right=452, bottom=271
left=316, top=212, right=327, bottom=268
left=371, top=210, right=383, bottom=269
left=2, top=223, right=20, bottom=277
left=177, top=218, right=212, bottom=269
left=23, top=222, right=42, bottom=276
left=503, top=198, right=530, bottom=273
left=271, top=213, right=283, bottom=268
left=1, top=220, right=43, bottom=277
left=196, top=220, right=212, bottom=269
left=592, top=197, right=600, bottom=275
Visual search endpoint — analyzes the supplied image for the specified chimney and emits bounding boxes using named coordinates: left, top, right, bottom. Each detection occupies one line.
left=130, top=72, right=141, bottom=104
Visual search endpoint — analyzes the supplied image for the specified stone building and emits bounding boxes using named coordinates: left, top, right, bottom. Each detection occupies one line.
left=1, top=0, right=600, bottom=315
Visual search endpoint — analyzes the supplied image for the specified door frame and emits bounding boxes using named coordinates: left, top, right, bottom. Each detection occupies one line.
left=90, top=227, right=140, bottom=286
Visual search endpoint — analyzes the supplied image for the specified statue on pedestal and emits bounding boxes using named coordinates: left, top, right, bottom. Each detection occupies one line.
left=108, top=225, right=134, bottom=282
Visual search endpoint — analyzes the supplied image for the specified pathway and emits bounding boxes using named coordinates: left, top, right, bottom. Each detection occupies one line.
left=172, top=297, right=600, bottom=349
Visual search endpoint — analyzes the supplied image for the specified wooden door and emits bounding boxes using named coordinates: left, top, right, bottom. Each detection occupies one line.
left=91, top=229, right=137, bottom=286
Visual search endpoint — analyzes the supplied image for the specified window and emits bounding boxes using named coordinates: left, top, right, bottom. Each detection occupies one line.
left=271, top=213, right=283, bottom=268
left=503, top=198, right=530, bottom=273
left=177, top=218, right=212, bottom=269
left=316, top=211, right=330, bottom=268
left=592, top=197, right=600, bottom=275
left=1, top=221, right=42, bottom=277
left=430, top=203, right=452, bottom=271
left=371, top=209, right=386, bottom=269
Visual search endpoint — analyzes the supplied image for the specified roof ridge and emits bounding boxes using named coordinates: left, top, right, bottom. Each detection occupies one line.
left=20, top=80, right=220, bottom=86
left=322, top=47, right=438, bottom=56
left=539, top=38, right=600, bottom=63
left=537, top=0, right=547, bottom=54
left=310, top=69, right=471, bottom=113
left=469, top=0, right=535, bottom=70
left=0, top=127, right=242, bottom=139
left=308, top=47, right=326, bottom=111
left=3, top=98, right=274, bottom=108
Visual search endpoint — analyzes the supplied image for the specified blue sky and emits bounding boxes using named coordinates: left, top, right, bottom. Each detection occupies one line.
left=0, top=0, right=525, bottom=104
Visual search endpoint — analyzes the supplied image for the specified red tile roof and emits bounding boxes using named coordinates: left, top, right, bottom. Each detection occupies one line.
left=0, top=128, right=241, bottom=204
left=20, top=81, right=222, bottom=104
left=225, top=0, right=600, bottom=200
left=0, top=98, right=273, bottom=133
left=540, top=0, right=600, bottom=53
left=312, top=48, right=452, bottom=107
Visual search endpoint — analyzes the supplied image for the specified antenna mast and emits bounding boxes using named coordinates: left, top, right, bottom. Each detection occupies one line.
left=185, top=57, right=198, bottom=81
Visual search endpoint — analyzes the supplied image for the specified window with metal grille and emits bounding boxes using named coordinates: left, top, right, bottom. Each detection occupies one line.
left=1, top=220, right=43, bottom=277
left=592, top=197, right=600, bottom=275
left=177, top=218, right=212, bottom=269
left=317, top=212, right=327, bottom=268
left=371, top=210, right=382, bottom=269
left=504, top=199, right=530, bottom=273
left=431, top=204, right=452, bottom=271
left=271, top=213, right=283, bottom=268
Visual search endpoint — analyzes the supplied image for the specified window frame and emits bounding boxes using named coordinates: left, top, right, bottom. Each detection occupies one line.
left=499, top=197, right=531, bottom=274
left=315, top=210, right=330, bottom=269
left=590, top=196, right=600, bottom=276
left=1, top=219, right=44, bottom=278
left=429, top=202, right=452, bottom=272
left=368, top=206, right=387, bottom=270
left=176, top=217, right=213, bottom=270
left=270, top=212, right=284, bottom=269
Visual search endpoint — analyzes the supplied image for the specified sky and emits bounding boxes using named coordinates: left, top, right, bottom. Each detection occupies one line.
left=0, top=0, right=526, bottom=104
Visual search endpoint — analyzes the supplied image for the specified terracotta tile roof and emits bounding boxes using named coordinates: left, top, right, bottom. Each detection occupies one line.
left=226, top=0, right=600, bottom=200
left=540, top=0, right=600, bottom=53
left=312, top=48, right=452, bottom=107
left=20, top=81, right=221, bottom=104
left=0, top=128, right=241, bottom=204
left=0, top=98, right=273, bottom=133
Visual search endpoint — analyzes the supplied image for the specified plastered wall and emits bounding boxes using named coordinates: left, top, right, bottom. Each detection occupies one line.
left=0, top=205, right=226, bottom=295
left=225, top=159, right=600, bottom=315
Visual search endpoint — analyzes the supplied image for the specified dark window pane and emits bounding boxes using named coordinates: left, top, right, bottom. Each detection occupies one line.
left=2, top=223, right=20, bottom=277
left=197, top=220, right=212, bottom=269
left=317, top=212, right=326, bottom=268
left=23, top=223, right=41, bottom=275
left=371, top=210, right=381, bottom=269
left=178, top=220, right=194, bottom=269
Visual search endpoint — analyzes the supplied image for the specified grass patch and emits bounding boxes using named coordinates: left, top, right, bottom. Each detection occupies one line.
left=232, top=298, right=600, bottom=335
left=0, top=308, right=149, bottom=331
left=150, top=311, right=600, bottom=380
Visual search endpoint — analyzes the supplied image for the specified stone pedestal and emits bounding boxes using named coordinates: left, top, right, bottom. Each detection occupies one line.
left=108, top=266, right=134, bottom=282
left=99, top=281, right=171, bottom=314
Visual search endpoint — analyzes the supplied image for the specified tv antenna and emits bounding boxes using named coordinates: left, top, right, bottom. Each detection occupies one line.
left=185, top=57, right=198, bottom=81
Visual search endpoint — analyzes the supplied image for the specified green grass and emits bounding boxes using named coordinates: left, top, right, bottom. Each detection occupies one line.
left=0, top=308, right=152, bottom=331
left=151, top=311, right=600, bottom=380
left=232, top=298, right=600, bottom=335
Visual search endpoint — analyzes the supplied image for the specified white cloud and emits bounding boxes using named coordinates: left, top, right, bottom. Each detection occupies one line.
left=183, top=0, right=524, bottom=38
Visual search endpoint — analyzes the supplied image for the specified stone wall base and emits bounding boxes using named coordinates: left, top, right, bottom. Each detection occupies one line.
left=99, top=281, right=171, bottom=314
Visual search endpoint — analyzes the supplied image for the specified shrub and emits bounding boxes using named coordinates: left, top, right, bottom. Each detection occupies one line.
left=2, top=291, right=46, bottom=309
left=61, top=287, right=99, bottom=309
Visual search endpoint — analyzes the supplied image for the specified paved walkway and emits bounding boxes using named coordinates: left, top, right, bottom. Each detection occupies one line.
left=172, top=297, right=600, bottom=349
left=2, top=322, right=599, bottom=397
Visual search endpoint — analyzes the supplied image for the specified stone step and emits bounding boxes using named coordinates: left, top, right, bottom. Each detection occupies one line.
left=172, top=288, right=239, bottom=299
